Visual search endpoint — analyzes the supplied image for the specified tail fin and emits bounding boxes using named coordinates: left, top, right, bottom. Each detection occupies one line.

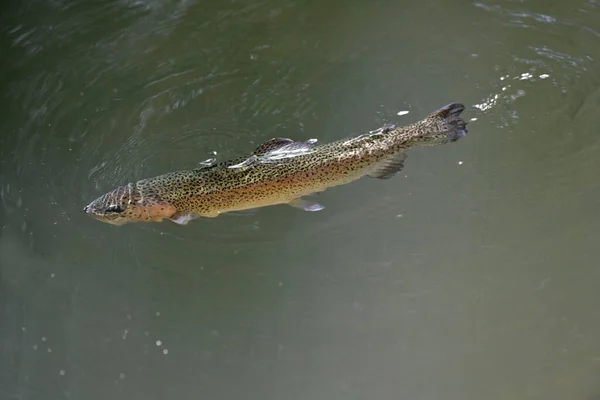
left=424, top=103, right=468, bottom=143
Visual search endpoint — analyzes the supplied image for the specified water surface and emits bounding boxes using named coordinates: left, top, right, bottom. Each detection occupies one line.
left=2, top=0, right=600, bottom=399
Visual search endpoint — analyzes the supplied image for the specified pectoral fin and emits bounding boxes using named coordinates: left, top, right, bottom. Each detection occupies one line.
left=289, top=198, right=325, bottom=212
left=169, top=213, right=200, bottom=225
left=367, top=152, right=408, bottom=180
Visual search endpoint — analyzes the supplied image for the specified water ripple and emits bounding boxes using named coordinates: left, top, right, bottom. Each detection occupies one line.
left=2, top=0, right=600, bottom=250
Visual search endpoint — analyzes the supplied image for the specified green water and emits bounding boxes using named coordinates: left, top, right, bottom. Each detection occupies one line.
left=2, top=0, right=600, bottom=399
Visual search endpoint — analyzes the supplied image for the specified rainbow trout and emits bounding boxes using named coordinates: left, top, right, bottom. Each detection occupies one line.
left=84, top=103, right=467, bottom=225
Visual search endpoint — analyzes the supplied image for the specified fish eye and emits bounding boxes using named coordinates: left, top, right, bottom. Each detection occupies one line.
left=105, top=205, right=125, bottom=213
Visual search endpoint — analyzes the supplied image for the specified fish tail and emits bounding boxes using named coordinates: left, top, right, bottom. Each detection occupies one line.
left=414, top=103, right=468, bottom=144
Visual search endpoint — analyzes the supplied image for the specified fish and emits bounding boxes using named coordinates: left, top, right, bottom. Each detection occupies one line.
left=84, top=102, right=468, bottom=226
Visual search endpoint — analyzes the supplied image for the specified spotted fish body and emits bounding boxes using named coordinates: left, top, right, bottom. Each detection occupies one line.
left=84, top=103, right=467, bottom=225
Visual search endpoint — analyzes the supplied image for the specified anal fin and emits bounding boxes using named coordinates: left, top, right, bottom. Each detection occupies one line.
left=368, top=152, right=407, bottom=180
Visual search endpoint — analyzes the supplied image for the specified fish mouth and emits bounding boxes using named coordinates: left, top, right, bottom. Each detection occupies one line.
left=82, top=201, right=103, bottom=217
left=83, top=199, right=130, bottom=225
left=83, top=203, right=95, bottom=215
left=85, top=212, right=130, bottom=226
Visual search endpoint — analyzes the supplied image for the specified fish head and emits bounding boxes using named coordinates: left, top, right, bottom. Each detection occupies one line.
left=83, top=183, right=177, bottom=225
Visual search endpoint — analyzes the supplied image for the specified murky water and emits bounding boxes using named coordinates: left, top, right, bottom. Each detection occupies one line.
left=2, top=0, right=600, bottom=399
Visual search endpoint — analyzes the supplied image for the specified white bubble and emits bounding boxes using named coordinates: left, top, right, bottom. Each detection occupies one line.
left=474, top=93, right=499, bottom=111
left=397, top=110, right=409, bottom=116
left=458, top=161, right=464, bottom=165
left=119, top=373, right=125, bottom=379
left=59, top=370, right=65, bottom=376
left=41, top=337, right=46, bottom=342
left=539, top=74, right=550, bottom=79
left=162, top=349, right=169, bottom=355
left=469, top=117, right=478, bottom=122
left=47, top=348, right=52, bottom=353
left=156, top=340, right=162, bottom=346
left=519, top=72, right=533, bottom=80
left=155, top=312, right=161, bottom=317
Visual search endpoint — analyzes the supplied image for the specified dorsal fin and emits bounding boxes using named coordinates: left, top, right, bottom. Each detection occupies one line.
left=253, top=137, right=317, bottom=157
left=227, top=155, right=258, bottom=170
left=253, top=138, right=295, bottom=156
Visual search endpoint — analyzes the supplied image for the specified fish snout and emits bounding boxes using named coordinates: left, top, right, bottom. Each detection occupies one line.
left=83, top=198, right=105, bottom=216
left=83, top=201, right=98, bottom=214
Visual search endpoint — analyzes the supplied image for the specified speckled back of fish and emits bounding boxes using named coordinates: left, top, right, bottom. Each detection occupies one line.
left=84, top=103, right=468, bottom=225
